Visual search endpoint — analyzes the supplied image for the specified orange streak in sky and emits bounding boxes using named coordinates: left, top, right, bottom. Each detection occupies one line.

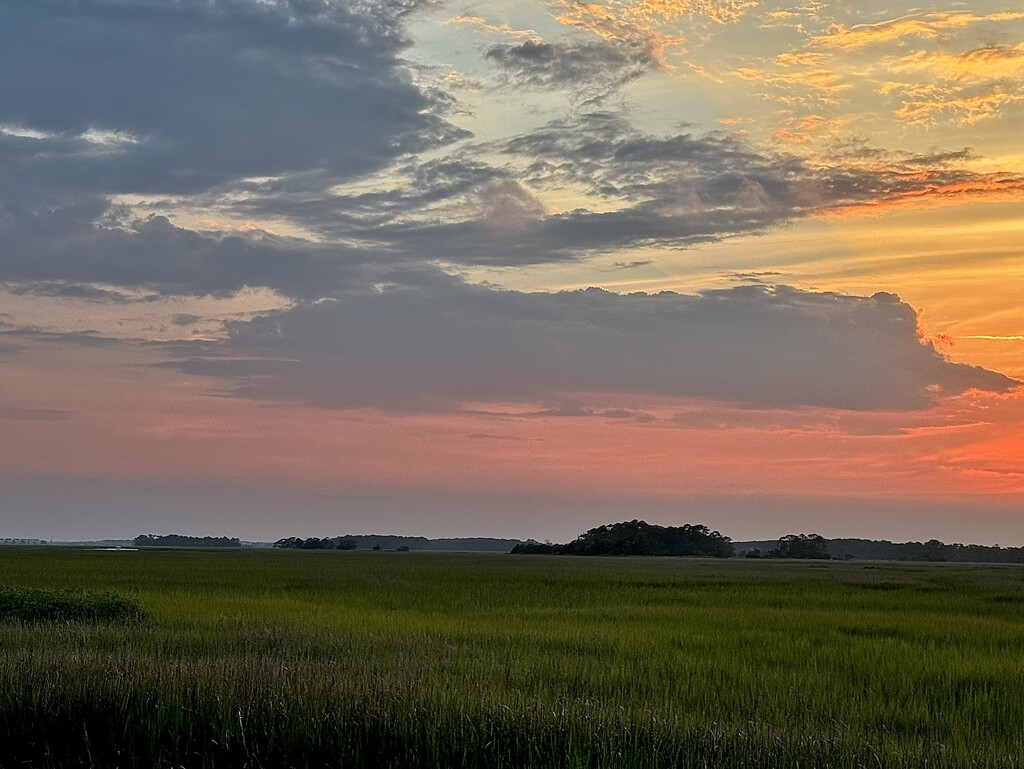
left=813, top=177, right=1024, bottom=218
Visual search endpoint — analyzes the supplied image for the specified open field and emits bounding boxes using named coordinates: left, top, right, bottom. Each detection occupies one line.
left=2, top=548, right=1024, bottom=768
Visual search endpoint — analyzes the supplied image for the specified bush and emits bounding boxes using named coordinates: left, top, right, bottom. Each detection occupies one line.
left=0, top=586, right=144, bottom=625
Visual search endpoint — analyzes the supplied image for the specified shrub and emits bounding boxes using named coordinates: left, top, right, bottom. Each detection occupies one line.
left=0, top=586, right=144, bottom=625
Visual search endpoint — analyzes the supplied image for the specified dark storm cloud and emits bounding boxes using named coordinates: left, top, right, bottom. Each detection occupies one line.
left=0, top=0, right=462, bottom=196
left=166, top=280, right=1018, bottom=412
left=485, top=38, right=654, bottom=99
left=0, top=0, right=475, bottom=297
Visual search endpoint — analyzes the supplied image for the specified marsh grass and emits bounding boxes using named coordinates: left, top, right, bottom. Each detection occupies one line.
left=1, top=549, right=1023, bottom=767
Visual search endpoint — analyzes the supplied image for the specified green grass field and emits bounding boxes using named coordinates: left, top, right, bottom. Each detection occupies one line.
left=2, top=547, right=1023, bottom=768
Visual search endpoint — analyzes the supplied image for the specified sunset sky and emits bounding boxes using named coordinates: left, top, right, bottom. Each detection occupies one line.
left=1, top=0, right=1022, bottom=543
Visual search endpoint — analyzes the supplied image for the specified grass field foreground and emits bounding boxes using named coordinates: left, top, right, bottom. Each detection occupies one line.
left=1, top=548, right=1024, bottom=767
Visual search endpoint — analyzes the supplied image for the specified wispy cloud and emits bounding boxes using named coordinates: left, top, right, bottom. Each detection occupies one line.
left=442, top=15, right=537, bottom=39
left=811, top=12, right=1024, bottom=50
left=882, top=43, right=1024, bottom=125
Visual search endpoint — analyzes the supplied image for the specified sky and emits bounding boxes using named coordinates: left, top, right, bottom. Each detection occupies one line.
left=1, top=0, right=1022, bottom=543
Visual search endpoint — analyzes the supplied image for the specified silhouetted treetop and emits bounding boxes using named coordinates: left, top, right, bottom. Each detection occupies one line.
left=512, top=520, right=733, bottom=557
left=766, top=534, right=830, bottom=560
left=273, top=536, right=357, bottom=551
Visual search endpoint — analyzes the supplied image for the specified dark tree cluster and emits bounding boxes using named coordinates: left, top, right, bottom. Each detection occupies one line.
left=764, top=533, right=831, bottom=560
left=273, top=537, right=358, bottom=550
left=736, top=535, right=1024, bottom=563
left=826, top=538, right=1024, bottom=563
left=512, top=520, right=734, bottom=558
left=134, top=534, right=240, bottom=548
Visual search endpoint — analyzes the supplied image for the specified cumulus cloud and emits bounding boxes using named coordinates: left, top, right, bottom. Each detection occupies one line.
left=167, top=280, right=1018, bottom=412
left=474, top=179, right=547, bottom=231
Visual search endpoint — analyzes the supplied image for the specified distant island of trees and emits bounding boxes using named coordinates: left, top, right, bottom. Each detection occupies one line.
left=512, top=520, right=735, bottom=558
left=274, top=536, right=359, bottom=550
left=134, top=534, right=240, bottom=548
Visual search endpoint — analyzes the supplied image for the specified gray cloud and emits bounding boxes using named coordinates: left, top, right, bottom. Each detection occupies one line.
left=485, top=38, right=654, bottom=99
left=0, top=0, right=467, bottom=297
left=0, top=0, right=461, bottom=197
left=6, top=281, right=157, bottom=303
left=307, top=115, right=1024, bottom=270
left=1, top=328, right=125, bottom=349
left=0, top=214, right=381, bottom=299
left=0, top=0, right=542, bottom=301
left=0, top=407, right=74, bottom=422
left=166, top=280, right=1018, bottom=412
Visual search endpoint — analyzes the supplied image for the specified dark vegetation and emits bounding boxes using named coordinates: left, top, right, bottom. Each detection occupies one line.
left=274, top=536, right=359, bottom=550
left=0, top=585, right=143, bottom=624
left=737, top=536, right=1024, bottom=563
left=134, top=534, right=240, bottom=548
left=512, top=520, right=734, bottom=557
left=764, top=533, right=831, bottom=559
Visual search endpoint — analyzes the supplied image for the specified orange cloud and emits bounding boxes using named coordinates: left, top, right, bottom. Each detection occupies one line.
left=442, top=15, right=537, bottom=40
left=551, top=1, right=682, bottom=65
left=548, top=0, right=757, bottom=67
left=771, top=113, right=853, bottom=144
left=812, top=11, right=1024, bottom=50
left=877, top=43, right=1024, bottom=124
left=621, top=0, right=758, bottom=25
left=734, top=66, right=848, bottom=102
left=773, top=127, right=811, bottom=144
left=893, top=86, right=1024, bottom=126
left=744, top=11, right=1024, bottom=122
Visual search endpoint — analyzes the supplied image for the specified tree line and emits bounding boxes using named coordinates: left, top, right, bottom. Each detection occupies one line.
left=513, top=524, right=1024, bottom=562
left=134, top=534, right=240, bottom=548
left=740, top=536, right=1024, bottom=563
left=274, top=537, right=359, bottom=550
